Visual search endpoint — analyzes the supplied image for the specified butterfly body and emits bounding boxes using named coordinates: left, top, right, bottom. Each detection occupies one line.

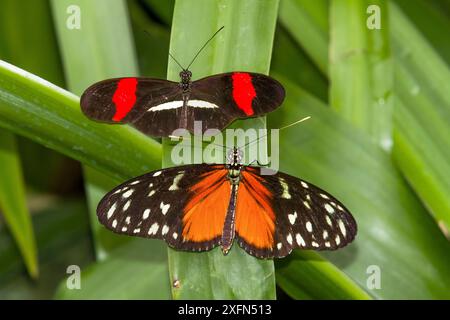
left=97, top=147, right=357, bottom=259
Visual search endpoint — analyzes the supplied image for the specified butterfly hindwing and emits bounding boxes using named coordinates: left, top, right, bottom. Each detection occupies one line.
left=96, top=164, right=230, bottom=252
left=235, top=167, right=357, bottom=258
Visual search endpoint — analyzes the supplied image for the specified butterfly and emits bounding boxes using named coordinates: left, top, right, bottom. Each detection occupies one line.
left=80, top=27, right=285, bottom=137
left=97, top=147, right=357, bottom=259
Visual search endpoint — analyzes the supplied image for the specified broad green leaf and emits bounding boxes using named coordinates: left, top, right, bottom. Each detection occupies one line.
left=271, top=25, right=328, bottom=102
left=164, top=0, right=279, bottom=299
left=141, top=0, right=175, bottom=25
left=50, top=0, right=171, bottom=297
left=0, top=129, right=38, bottom=278
left=394, top=0, right=450, bottom=65
left=0, top=199, right=93, bottom=299
left=390, top=3, right=450, bottom=237
left=0, top=60, right=161, bottom=185
left=278, top=0, right=329, bottom=75
left=0, top=0, right=66, bottom=277
left=50, top=0, right=141, bottom=259
left=128, top=0, right=170, bottom=78
left=55, top=238, right=170, bottom=299
left=276, top=251, right=370, bottom=300
left=279, top=0, right=450, bottom=241
left=269, top=77, right=450, bottom=299
left=330, top=0, right=393, bottom=150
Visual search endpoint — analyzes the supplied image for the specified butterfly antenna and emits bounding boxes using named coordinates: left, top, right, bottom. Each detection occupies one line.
left=186, top=26, right=224, bottom=70
left=168, top=52, right=185, bottom=71
left=242, top=116, right=311, bottom=149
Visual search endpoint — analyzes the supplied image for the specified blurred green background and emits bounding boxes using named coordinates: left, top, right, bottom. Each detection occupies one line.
left=0, top=0, right=449, bottom=299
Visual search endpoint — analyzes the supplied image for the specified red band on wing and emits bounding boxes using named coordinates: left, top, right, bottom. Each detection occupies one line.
left=112, top=78, right=138, bottom=121
left=232, top=72, right=256, bottom=116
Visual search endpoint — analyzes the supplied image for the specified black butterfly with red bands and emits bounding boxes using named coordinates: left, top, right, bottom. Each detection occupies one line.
left=97, top=148, right=357, bottom=259
left=80, top=71, right=285, bottom=137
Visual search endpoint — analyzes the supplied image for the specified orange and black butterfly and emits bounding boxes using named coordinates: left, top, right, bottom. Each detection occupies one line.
left=97, top=147, right=357, bottom=258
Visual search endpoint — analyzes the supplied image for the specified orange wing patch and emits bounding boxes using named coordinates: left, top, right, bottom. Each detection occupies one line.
left=235, top=171, right=275, bottom=250
left=182, top=169, right=230, bottom=242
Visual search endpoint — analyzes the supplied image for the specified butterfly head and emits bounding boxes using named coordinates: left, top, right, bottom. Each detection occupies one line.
left=180, top=70, right=192, bottom=82
left=227, top=147, right=243, bottom=167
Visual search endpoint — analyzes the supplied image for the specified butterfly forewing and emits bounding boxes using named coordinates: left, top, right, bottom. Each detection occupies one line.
left=80, top=77, right=180, bottom=123
left=235, top=167, right=357, bottom=258
left=96, top=164, right=230, bottom=252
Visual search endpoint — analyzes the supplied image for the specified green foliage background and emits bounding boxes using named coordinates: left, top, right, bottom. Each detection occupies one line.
left=0, top=0, right=449, bottom=299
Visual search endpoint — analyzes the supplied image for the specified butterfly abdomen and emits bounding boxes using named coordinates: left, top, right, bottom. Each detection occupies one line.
left=221, top=183, right=239, bottom=254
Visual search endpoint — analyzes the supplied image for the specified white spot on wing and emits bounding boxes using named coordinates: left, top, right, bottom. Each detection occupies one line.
left=320, top=193, right=329, bottom=199
left=133, top=228, right=140, bottom=233
left=125, top=216, right=131, bottom=224
left=130, top=180, right=140, bottom=185
left=112, top=219, right=117, bottom=228
left=169, top=172, right=184, bottom=191
left=325, top=203, right=335, bottom=213
left=338, top=219, right=347, bottom=237
left=162, top=225, right=169, bottom=235
left=301, top=181, right=309, bottom=188
left=306, top=221, right=313, bottom=232
left=287, top=233, right=293, bottom=245
left=277, top=242, right=283, bottom=250
left=148, top=223, right=159, bottom=235
left=153, top=171, right=162, bottom=177
left=323, top=230, right=328, bottom=239
left=121, top=226, right=127, bottom=232
left=160, top=202, right=170, bottom=215
left=303, top=201, right=311, bottom=209
left=279, top=177, right=291, bottom=199
left=147, top=99, right=219, bottom=112
left=312, top=241, right=319, bottom=247
left=123, top=200, right=131, bottom=211
left=335, top=235, right=341, bottom=245
left=173, top=232, right=178, bottom=239
left=296, top=233, right=305, bottom=246
left=123, top=189, right=134, bottom=198
left=288, top=211, right=297, bottom=225
left=142, top=209, right=150, bottom=219
left=107, top=203, right=117, bottom=219
left=326, top=215, right=332, bottom=226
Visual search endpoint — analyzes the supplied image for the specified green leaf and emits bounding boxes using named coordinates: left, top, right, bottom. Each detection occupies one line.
left=164, top=0, right=280, bottom=299
left=0, top=0, right=66, bottom=277
left=389, top=3, right=450, bottom=237
left=279, top=0, right=450, bottom=241
left=55, top=238, right=170, bottom=299
left=50, top=0, right=143, bottom=259
left=278, top=0, right=329, bottom=75
left=394, top=0, right=450, bottom=65
left=276, top=251, right=370, bottom=300
left=330, top=0, right=393, bottom=149
left=0, top=59, right=161, bottom=183
left=269, top=77, right=450, bottom=299
left=0, top=129, right=38, bottom=278
left=0, top=199, right=93, bottom=299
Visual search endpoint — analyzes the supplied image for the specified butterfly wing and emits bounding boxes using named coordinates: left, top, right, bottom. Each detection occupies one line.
left=235, top=167, right=357, bottom=258
left=96, top=164, right=230, bottom=252
left=80, top=77, right=184, bottom=134
left=191, top=72, right=285, bottom=118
